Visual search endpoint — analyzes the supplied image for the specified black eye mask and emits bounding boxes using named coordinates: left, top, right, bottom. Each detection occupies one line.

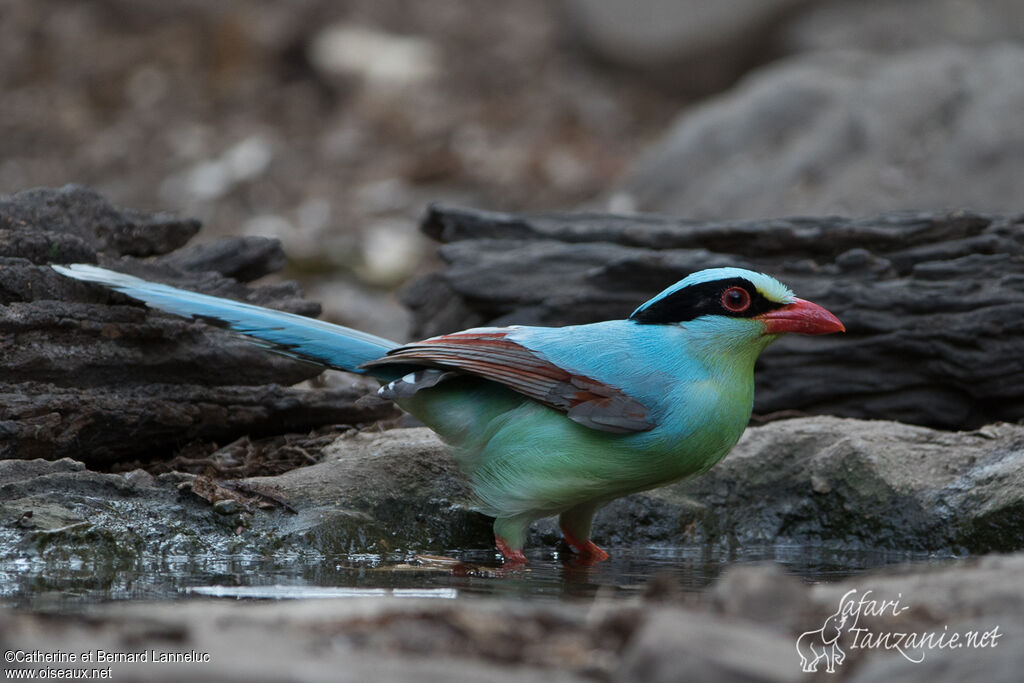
left=630, top=277, right=785, bottom=324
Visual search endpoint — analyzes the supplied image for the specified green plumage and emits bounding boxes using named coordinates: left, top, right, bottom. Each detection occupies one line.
left=398, top=317, right=776, bottom=551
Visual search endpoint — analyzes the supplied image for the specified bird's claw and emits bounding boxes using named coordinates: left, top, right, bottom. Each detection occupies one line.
left=495, top=537, right=528, bottom=567
left=560, top=528, right=610, bottom=563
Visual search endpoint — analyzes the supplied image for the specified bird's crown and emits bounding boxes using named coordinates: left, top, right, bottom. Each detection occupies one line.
left=629, top=267, right=794, bottom=324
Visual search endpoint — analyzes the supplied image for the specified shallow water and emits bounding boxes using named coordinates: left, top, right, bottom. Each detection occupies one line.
left=0, top=544, right=951, bottom=609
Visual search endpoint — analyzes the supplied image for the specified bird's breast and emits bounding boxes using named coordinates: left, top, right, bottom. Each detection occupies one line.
left=642, top=372, right=755, bottom=481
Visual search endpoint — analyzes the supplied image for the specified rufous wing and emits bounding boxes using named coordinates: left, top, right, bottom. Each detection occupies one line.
left=362, top=329, right=654, bottom=434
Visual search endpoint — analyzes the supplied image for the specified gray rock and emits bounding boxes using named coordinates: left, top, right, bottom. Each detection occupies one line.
left=243, top=428, right=493, bottom=555
left=4, top=431, right=1024, bottom=681
left=0, top=382, right=393, bottom=466
left=0, top=598, right=600, bottom=683
left=408, top=203, right=1024, bottom=429
left=620, top=46, right=1024, bottom=219
left=844, top=616, right=1024, bottom=683
left=811, top=552, right=1024, bottom=635
left=0, top=184, right=199, bottom=258
left=708, top=562, right=815, bottom=633
left=0, top=429, right=490, bottom=601
left=784, top=0, right=1024, bottom=54
left=158, top=234, right=287, bottom=283
left=562, top=0, right=810, bottom=93
left=593, top=417, right=1024, bottom=554
left=809, top=553, right=1024, bottom=680
left=8, top=416, right=1021, bottom=602
left=616, top=608, right=802, bottom=683
left=0, top=458, right=242, bottom=586
left=0, top=186, right=397, bottom=466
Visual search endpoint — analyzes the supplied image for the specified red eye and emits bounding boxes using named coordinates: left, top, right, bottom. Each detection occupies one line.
left=721, top=286, right=751, bottom=313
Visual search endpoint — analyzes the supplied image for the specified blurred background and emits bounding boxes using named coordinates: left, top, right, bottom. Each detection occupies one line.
left=3, top=0, right=1023, bottom=340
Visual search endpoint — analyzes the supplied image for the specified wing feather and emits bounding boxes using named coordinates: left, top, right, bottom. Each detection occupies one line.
left=362, top=330, right=654, bottom=434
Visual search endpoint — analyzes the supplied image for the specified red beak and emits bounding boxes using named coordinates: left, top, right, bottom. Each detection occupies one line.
left=756, top=298, right=845, bottom=335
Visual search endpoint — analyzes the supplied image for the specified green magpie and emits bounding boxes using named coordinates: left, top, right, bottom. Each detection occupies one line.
left=53, top=264, right=844, bottom=565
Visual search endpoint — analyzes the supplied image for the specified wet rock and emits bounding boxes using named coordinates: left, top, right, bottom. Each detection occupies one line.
left=408, top=203, right=1024, bottom=429
left=593, top=417, right=1024, bottom=554
left=0, top=429, right=489, bottom=598
left=0, top=186, right=397, bottom=466
left=620, top=46, right=1024, bottom=218
left=0, top=458, right=236, bottom=581
left=9, top=416, right=1021, bottom=596
left=243, top=428, right=493, bottom=555
left=3, top=427, right=1024, bottom=681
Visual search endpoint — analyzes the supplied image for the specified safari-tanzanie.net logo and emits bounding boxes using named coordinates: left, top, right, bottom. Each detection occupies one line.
left=796, top=588, right=1001, bottom=673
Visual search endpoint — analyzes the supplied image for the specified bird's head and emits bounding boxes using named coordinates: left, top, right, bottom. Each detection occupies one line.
left=629, top=267, right=844, bottom=353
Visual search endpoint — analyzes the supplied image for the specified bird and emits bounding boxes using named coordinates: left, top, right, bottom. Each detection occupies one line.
left=53, top=263, right=844, bottom=565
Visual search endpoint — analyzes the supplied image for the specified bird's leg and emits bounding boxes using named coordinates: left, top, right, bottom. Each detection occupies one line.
left=558, top=502, right=609, bottom=563
left=492, top=516, right=529, bottom=566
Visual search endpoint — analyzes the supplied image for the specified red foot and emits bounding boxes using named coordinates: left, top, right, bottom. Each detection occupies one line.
left=495, top=537, right=528, bottom=566
left=561, top=528, right=610, bottom=563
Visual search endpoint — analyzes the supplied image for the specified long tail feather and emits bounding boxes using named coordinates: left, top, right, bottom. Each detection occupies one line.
left=53, top=264, right=399, bottom=374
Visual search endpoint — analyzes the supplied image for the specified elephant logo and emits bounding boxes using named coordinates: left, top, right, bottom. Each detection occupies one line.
left=796, top=608, right=850, bottom=673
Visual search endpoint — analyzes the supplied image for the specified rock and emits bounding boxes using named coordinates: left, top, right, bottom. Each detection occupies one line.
left=0, top=429, right=489, bottom=602
left=660, top=554, right=1024, bottom=680
left=5, top=553, right=1024, bottom=680
left=243, top=428, right=493, bottom=555
left=308, top=24, right=441, bottom=88
left=212, top=499, right=240, bottom=515
left=847, top=634, right=1024, bottom=683
left=619, top=45, right=1024, bottom=218
left=0, top=382, right=392, bottom=467
left=810, top=552, right=1024, bottom=637
left=708, top=562, right=815, bottom=633
left=0, top=458, right=244, bottom=588
left=0, top=186, right=397, bottom=466
left=6, top=418, right=1023, bottom=604
left=407, top=203, right=1024, bottom=429
left=158, top=235, right=286, bottom=283
left=592, top=417, right=1024, bottom=554
left=0, top=598, right=614, bottom=682
left=617, top=608, right=801, bottom=682
left=811, top=553, right=1024, bottom=680
left=0, top=185, right=199, bottom=258
left=784, top=0, right=1024, bottom=54
left=562, top=0, right=810, bottom=93
left=4, top=424, right=1024, bottom=679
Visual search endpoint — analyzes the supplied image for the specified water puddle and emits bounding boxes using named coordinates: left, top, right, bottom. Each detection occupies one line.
left=1, top=544, right=952, bottom=609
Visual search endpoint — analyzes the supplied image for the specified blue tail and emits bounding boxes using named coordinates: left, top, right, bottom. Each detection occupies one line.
left=53, top=264, right=400, bottom=376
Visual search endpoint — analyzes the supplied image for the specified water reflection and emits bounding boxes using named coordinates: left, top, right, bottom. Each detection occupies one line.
left=1, top=544, right=952, bottom=609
